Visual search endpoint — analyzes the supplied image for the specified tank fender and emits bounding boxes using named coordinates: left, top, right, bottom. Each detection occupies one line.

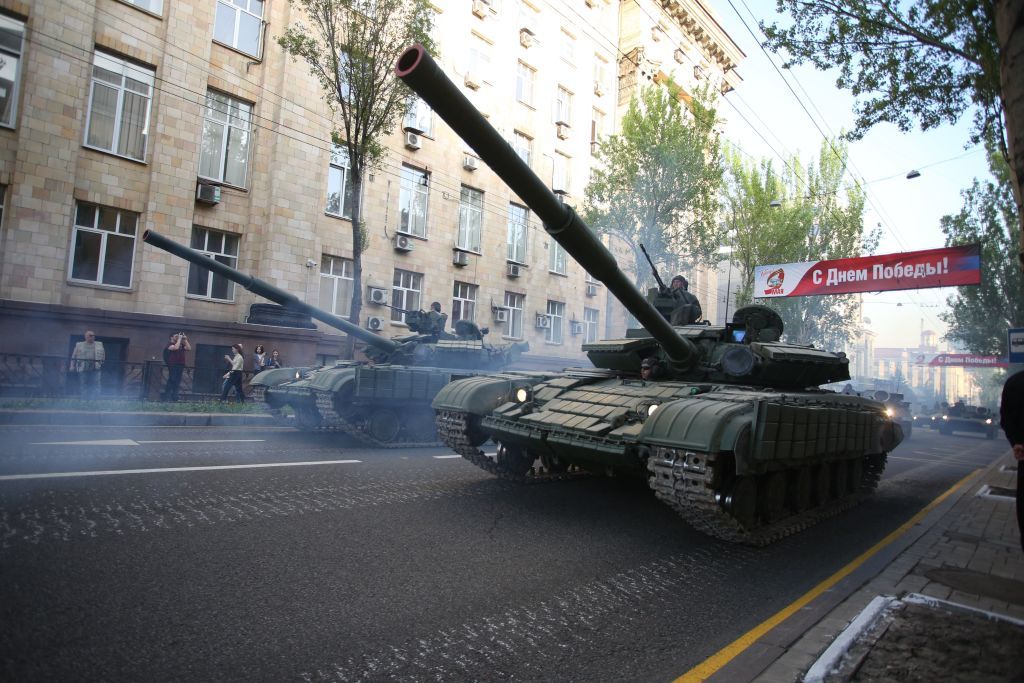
left=432, top=374, right=541, bottom=415
left=307, top=366, right=358, bottom=392
left=250, top=366, right=310, bottom=389
left=639, top=397, right=754, bottom=457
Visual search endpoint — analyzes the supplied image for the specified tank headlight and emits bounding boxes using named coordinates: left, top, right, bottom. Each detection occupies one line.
left=942, top=415, right=948, bottom=420
left=294, top=370, right=302, bottom=380
left=647, top=403, right=660, bottom=417
left=985, top=418, right=993, bottom=424
left=885, top=408, right=894, bottom=417
left=515, top=387, right=530, bottom=403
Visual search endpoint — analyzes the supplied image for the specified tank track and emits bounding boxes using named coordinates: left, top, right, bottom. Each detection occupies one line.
left=647, top=450, right=887, bottom=546
left=314, top=390, right=441, bottom=449
left=436, top=410, right=585, bottom=483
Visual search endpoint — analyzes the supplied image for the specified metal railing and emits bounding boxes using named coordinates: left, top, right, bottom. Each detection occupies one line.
left=0, top=353, right=257, bottom=402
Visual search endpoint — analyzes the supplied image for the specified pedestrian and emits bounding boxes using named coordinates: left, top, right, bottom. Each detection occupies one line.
left=666, top=275, right=702, bottom=325
left=253, top=344, right=267, bottom=375
left=70, top=329, right=105, bottom=400
left=161, top=332, right=191, bottom=401
left=999, top=370, right=1024, bottom=551
left=264, top=349, right=282, bottom=370
left=219, top=343, right=245, bottom=403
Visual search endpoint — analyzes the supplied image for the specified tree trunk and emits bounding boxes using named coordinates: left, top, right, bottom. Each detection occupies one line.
left=345, top=169, right=365, bottom=360
left=993, top=0, right=1024, bottom=270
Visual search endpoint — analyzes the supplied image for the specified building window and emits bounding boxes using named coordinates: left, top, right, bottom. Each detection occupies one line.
left=199, top=90, right=252, bottom=188
left=69, top=202, right=138, bottom=288
left=452, top=281, right=477, bottom=323
left=0, top=15, right=25, bottom=128
left=467, top=34, right=491, bottom=80
left=391, top=269, right=423, bottom=323
left=326, top=144, right=354, bottom=219
left=404, top=97, right=434, bottom=136
left=84, top=51, right=154, bottom=162
left=584, top=307, right=600, bottom=343
left=457, top=185, right=483, bottom=252
left=187, top=226, right=239, bottom=301
left=123, top=0, right=163, bottom=13
left=398, top=165, right=429, bottom=237
left=553, top=152, right=570, bottom=194
left=515, top=61, right=534, bottom=106
left=319, top=255, right=353, bottom=317
left=560, top=29, right=575, bottom=65
left=512, top=131, right=532, bottom=166
left=590, top=108, right=604, bottom=153
left=554, top=85, right=572, bottom=124
left=545, top=300, right=564, bottom=344
left=213, top=0, right=263, bottom=57
left=507, top=203, right=528, bottom=263
left=548, top=239, right=567, bottom=275
left=593, top=56, right=608, bottom=94
left=505, top=291, right=524, bottom=339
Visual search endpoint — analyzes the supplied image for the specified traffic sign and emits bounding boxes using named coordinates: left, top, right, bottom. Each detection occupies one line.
left=1009, top=327, right=1024, bottom=364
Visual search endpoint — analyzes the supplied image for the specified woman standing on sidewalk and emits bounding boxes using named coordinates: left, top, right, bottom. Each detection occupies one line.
left=220, top=344, right=245, bottom=403
left=1000, top=370, right=1024, bottom=551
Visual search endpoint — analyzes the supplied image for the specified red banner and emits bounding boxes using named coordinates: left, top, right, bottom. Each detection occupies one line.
left=928, top=353, right=1008, bottom=368
left=753, top=244, right=981, bottom=297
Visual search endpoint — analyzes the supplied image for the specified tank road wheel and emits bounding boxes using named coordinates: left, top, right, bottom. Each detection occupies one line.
left=759, top=471, right=788, bottom=521
left=812, top=464, right=831, bottom=506
left=540, top=451, right=569, bottom=474
left=496, top=443, right=534, bottom=476
left=831, top=459, right=849, bottom=499
left=369, top=409, right=401, bottom=444
left=406, top=410, right=439, bottom=443
left=723, top=476, right=758, bottom=530
left=847, top=458, right=864, bottom=494
left=294, top=406, right=321, bottom=430
left=789, top=467, right=813, bottom=512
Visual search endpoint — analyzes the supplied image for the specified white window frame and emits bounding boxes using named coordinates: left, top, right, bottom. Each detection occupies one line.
left=457, top=185, right=484, bottom=252
left=452, top=281, right=477, bottom=324
left=545, top=300, right=565, bottom=344
left=187, top=226, right=239, bottom=301
left=391, top=269, right=423, bottom=323
left=554, top=85, right=572, bottom=124
left=398, top=165, right=429, bottom=237
left=553, top=152, right=570, bottom=194
left=213, top=0, right=264, bottom=57
left=319, top=255, right=353, bottom=317
left=0, top=14, right=25, bottom=129
left=404, top=97, right=434, bottom=136
left=590, top=108, right=605, bottom=153
left=584, top=307, right=600, bottom=343
left=504, top=291, right=525, bottom=339
left=507, top=203, right=529, bottom=264
left=467, top=34, right=491, bottom=80
left=548, top=239, right=567, bottom=275
left=68, top=202, right=138, bottom=289
left=560, top=29, right=575, bottom=65
left=326, top=143, right=354, bottom=219
left=84, top=51, right=154, bottom=162
left=593, top=56, right=608, bottom=93
left=515, top=61, right=535, bottom=106
left=512, top=131, right=532, bottom=166
left=199, top=90, right=253, bottom=188
left=122, top=0, right=163, bottom=13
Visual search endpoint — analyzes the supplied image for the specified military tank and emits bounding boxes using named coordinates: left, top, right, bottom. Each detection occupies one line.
left=395, top=45, right=903, bottom=545
left=142, top=230, right=528, bottom=446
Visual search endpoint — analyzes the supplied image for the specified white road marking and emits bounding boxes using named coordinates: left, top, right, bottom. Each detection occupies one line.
left=0, top=459, right=362, bottom=481
left=31, top=439, right=140, bottom=446
left=136, top=439, right=266, bottom=444
left=433, top=455, right=463, bottom=459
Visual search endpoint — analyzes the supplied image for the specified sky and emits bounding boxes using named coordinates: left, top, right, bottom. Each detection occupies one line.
left=709, top=0, right=992, bottom=350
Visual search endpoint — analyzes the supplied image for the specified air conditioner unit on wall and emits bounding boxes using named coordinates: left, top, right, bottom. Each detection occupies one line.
left=585, top=283, right=598, bottom=297
left=463, top=155, right=478, bottom=171
left=570, top=321, right=584, bottom=335
left=535, top=314, right=551, bottom=329
left=464, top=72, right=481, bottom=90
left=472, top=0, right=487, bottom=18
left=507, top=263, right=522, bottom=278
left=196, top=182, right=221, bottom=205
left=367, top=316, right=385, bottom=331
left=393, top=233, right=414, bottom=252
left=556, top=122, right=570, bottom=140
left=493, top=308, right=509, bottom=323
left=593, top=80, right=604, bottom=97
left=453, top=250, right=470, bottom=266
left=519, top=29, right=534, bottom=48
left=368, top=286, right=388, bottom=305
left=404, top=131, right=421, bottom=150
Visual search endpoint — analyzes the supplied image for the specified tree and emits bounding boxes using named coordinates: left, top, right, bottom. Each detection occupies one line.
left=724, top=138, right=877, bottom=350
left=939, top=149, right=1024, bottom=355
left=761, top=1, right=1024, bottom=270
left=582, top=84, right=723, bottom=289
left=278, top=0, right=434, bottom=357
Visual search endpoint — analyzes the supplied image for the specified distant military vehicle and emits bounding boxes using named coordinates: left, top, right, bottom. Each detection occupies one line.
left=938, top=402, right=999, bottom=439
left=395, top=44, right=903, bottom=545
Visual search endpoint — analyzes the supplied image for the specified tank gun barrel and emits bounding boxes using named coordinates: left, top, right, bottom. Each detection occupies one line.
left=395, top=45, right=696, bottom=367
left=143, top=230, right=400, bottom=353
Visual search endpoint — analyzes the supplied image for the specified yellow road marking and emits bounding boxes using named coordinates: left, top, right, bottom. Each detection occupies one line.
left=675, top=469, right=979, bottom=683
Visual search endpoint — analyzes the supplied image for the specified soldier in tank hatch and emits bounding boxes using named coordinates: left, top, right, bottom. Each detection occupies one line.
left=667, top=275, right=702, bottom=325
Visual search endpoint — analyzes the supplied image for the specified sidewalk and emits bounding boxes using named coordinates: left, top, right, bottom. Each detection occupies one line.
left=0, top=408, right=282, bottom=427
left=707, top=449, right=1024, bottom=683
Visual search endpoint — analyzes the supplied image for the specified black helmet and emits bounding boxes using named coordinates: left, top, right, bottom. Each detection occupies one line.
left=671, top=275, right=688, bottom=289
left=431, top=301, right=441, bottom=312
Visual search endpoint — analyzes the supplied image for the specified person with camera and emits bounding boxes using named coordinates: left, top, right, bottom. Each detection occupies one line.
left=161, top=332, right=191, bottom=402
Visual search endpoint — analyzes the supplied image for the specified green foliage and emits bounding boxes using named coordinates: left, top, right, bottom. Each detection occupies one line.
left=761, top=1, right=1001, bottom=148
left=724, top=138, right=876, bottom=350
left=939, top=151, right=1024, bottom=355
left=582, top=84, right=724, bottom=285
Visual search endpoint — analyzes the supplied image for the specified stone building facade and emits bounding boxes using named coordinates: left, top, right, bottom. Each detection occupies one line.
left=0, top=0, right=741, bottom=376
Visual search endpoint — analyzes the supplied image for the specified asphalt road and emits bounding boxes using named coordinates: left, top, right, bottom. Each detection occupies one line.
left=0, top=422, right=1007, bottom=682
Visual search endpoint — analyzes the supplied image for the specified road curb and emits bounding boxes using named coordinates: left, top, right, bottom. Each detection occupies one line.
left=0, top=410, right=281, bottom=427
